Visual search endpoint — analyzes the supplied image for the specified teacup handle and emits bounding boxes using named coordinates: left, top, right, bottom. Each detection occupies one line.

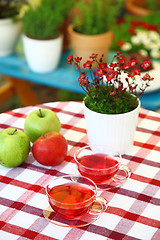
left=113, top=164, right=131, bottom=182
left=89, top=197, right=107, bottom=215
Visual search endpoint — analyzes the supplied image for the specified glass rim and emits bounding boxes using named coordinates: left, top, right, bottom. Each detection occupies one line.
left=74, top=146, right=121, bottom=171
left=45, top=174, right=97, bottom=206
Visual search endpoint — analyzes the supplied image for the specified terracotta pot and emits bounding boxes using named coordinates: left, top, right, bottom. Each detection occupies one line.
left=125, top=0, right=160, bottom=16
left=68, top=24, right=113, bottom=66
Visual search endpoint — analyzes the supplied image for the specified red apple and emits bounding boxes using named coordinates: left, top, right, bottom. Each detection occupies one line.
left=32, top=131, right=68, bottom=166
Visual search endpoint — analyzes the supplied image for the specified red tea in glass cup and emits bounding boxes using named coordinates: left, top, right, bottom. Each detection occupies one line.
left=45, top=175, right=106, bottom=220
left=74, top=146, right=131, bottom=188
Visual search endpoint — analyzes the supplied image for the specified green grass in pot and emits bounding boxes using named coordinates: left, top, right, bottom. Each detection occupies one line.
left=73, top=0, right=124, bottom=35
left=22, top=0, right=75, bottom=39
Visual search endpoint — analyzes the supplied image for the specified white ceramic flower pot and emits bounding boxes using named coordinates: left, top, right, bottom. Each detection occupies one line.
left=0, top=18, right=22, bottom=57
left=22, top=34, right=63, bottom=73
left=84, top=99, right=140, bottom=154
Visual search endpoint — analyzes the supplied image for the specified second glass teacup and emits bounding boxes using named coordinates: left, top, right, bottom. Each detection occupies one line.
left=74, top=146, right=131, bottom=190
left=44, top=175, right=107, bottom=227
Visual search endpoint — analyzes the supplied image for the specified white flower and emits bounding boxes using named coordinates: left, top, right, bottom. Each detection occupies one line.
left=150, top=49, right=160, bottom=59
left=120, top=42, right=132, bottom=51
left=149, top=42, right=160, bottom=50
left=140, top=32, right=151, bottom=45
left=131, top=36, right=141, bottom=45
left=148, top=31, right=160, bottom=41
left=139, top=50, right=148, bottom=57
left=136, top=30, right=147, bottom=41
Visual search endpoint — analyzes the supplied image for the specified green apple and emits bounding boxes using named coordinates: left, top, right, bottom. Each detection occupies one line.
left=0, top=128, right=30, bottom=168
left=24, top=108, right=61, bottom=143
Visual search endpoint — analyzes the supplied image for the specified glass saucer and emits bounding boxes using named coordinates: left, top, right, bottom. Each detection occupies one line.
left=96, top=164, right=131, bottom=191
left=43, top=197, right=107, bottom=228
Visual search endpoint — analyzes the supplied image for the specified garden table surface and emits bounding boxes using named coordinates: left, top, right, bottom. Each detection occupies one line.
left=0, top=101, right=160, bottom=240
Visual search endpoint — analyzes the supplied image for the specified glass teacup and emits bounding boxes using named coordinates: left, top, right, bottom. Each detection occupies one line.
left=44, top=175, right=107, bottom=227
left=74, top=146, right=131, bottom=190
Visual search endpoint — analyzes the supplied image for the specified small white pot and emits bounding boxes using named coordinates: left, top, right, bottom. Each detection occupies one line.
left=84, top=99, right=140, bottom=154
left=22, top=34, right=63, bottom=73
left=0, top=18, right=22, bottom=57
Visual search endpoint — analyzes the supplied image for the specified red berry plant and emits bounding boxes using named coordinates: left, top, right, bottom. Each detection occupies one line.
left=67, top=51, right=154, bottom=114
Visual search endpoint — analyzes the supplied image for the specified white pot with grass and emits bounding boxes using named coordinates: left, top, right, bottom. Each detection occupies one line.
left=22, top=34, right=63, bottom=73
left=0, top=18, right=22, bottom=57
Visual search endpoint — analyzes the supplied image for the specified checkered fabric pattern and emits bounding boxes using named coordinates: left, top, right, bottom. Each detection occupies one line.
left=0, top=101, right=160, bottom=240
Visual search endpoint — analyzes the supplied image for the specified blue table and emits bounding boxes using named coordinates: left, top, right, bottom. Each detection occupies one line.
left=0, top=50, right=159, bottom=111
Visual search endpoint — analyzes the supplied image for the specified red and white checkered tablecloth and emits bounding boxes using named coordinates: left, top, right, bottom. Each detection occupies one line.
left=0, top=101, right=160, bottom=240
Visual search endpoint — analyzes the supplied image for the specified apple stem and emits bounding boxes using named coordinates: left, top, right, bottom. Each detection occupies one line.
left=12, top=129, right=17, bottom=135
left=42, top=134, right=46, bottom=139
left=39, top=109, right=43, bottom=118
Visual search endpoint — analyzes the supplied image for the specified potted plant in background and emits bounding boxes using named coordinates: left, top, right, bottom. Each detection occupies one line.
left=22, top=0, right=74, bottom=73
left=125, top=0, right=160, bottom=16
left=68, top=0, right=124, bottom=66
left=112, top=14, right=160, bottom=60
left=111, top=14, right=160, bottom=92
left=0, top=0, right=27, bottom=57
left=67, top=51, right=154, bottom=154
